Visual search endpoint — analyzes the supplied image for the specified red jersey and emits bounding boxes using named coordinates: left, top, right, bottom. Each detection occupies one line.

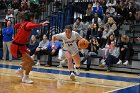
left=13, top=22, right=42, bottom=44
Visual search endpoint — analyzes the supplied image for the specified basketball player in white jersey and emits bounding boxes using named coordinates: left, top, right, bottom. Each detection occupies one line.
left=52, top=25, right=83, bottom=80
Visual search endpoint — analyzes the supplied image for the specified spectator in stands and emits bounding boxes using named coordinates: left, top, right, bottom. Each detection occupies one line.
left=17, top=0, right=29, bottom=22
left=96, top=26, right=103, bottom=43
left=102, top=12, right=111, bottom=24
left=104, top=41, right=120, bottom=71
left=84, top=4, right=93, bottom=22
left=86, top=23, right=98, bottom=41
left=86, top=4, right=92, bottom=17
left=26, top=35, right=39, bottom=60
left=73, top=17, right=85, bottom=37
left=35, top=34, right=49, bottom=66
left=117, top=35, right=134, bottom=65
left=2, top=21, right=13, bottom=61
left=105, top=17, right=117, bottom=36
left=116, top=1, right=126, bottom=23
left=11, top=0, right=20, bottom=17
left=98, top=34, right=116, bottom=65
left=5, top=9, right=14, bottom=22
left=92, top=0, right=99, bottom=8
left=44, top=40, right=61, bottom=67
left=92, top=2, right=104, bottom=18
left=100, top=25, right=109, bottom=48
left=92, top=13, right=102, bottom=26
left=106, top=4, right=116, bottom=17
left=106, top=0, right=117, bottom=7
left=125, top=2, right=136, bottom=24
left=81, top=36, right=99, bottom=71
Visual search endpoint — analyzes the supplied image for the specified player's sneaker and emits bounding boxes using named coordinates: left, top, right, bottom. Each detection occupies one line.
left=70, top=72, right=75, bottom=81
left=22, top=75, right=33, bottom=84
left=16, top=68, right=24, bottom=78
left=74, top=65, right=80, bottom=75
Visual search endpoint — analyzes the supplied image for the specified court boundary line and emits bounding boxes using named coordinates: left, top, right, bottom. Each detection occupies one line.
left=106, top=83, right=140, bottom=93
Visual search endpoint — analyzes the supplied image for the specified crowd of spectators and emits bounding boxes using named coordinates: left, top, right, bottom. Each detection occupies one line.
left=72, top=0, right=139, bottom=71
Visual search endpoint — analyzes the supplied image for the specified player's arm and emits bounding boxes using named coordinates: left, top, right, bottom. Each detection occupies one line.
left=25, top=21, right=49, bottom=29
left=52, top=33, right=63, bottom=49
left=52, top=35, right=58, bottom=49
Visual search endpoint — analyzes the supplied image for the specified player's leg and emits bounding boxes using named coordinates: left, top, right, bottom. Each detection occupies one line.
left=64, top=51, right=75, bottom=80
left=20, top=53, right=34, bottom=84
left=72, top=53, right=81, bottom=75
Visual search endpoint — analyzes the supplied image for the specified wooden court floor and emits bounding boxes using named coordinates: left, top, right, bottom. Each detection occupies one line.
left=0, top=61, right=139, bottom=93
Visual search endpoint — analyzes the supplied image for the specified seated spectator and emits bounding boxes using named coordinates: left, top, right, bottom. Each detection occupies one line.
left=98, top=34, right=116, bottom=64
left=124, top=2, right=136, bottom=24
left=44, top=40, right=61, bottom=67
left=86, top=4, right=93, bottom=15
left=99, top=25, right=109, bottom=48
left=116, top=1, right=126, bottom=23
left=81, top=36, right=99, bottom=71
left=92, top=2, right=104, bottom=18
left=73, top=17, right=85, bottom=37
left=35, top=34, right=49, bottom=66
left=85, top=4, right=93, bottom=22
left=105, top=17, right=117, bottom=36
left=117, top=35, right=134, bottom=65
left=106, top=4, right=116, bottom=17
left=92, top=13, right=102, bottom=26
left=103, top=41, right=120, bottom=71
left=26, top=35, right=39, bottom=59
left=106, top=0, right=117, bottom=7
left=86, top=23, right=98, bottom=41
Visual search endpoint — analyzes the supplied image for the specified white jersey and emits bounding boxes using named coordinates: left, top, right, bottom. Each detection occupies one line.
left=56, top=31, right=82, bottom=55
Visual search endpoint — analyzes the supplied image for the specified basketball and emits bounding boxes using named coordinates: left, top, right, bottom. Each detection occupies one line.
left=78, top=38, right=89, bottom=49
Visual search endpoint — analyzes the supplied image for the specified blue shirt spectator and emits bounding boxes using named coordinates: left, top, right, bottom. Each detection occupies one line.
left=47, top=40, right=61, bottom=52
left=2, top=27, right=13, bottom=42
left=92, top=3, right=104, bottom=17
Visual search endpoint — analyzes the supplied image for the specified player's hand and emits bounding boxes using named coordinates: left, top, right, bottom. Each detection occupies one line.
left=41, top=21, right=49, bottom=26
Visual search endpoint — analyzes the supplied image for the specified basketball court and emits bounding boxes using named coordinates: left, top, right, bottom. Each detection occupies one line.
left=0, top=60, right=140, bottom=93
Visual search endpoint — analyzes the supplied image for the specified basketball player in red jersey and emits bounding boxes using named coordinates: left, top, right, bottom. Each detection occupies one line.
left=10, top=12, right=49, bottom=84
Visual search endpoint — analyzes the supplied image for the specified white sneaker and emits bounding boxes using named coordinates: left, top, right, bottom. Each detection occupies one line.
left=57, top=64, right=63, bottom=68
left=123, top=60, right=128, bottom=65
left=35, top=62, right=40, bottom=66
left=117, top=60, right=122, bottom=64
left=74, top=65, right=80, bottom=75
left=70, top=72, right=75, bottom=81
left=22, top=75, right=33, bottom=84
left=16, top=68, right=24, bottom=78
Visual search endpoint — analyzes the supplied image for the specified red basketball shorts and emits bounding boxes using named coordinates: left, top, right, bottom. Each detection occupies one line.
left=10, top=43, right=28, bottom=58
